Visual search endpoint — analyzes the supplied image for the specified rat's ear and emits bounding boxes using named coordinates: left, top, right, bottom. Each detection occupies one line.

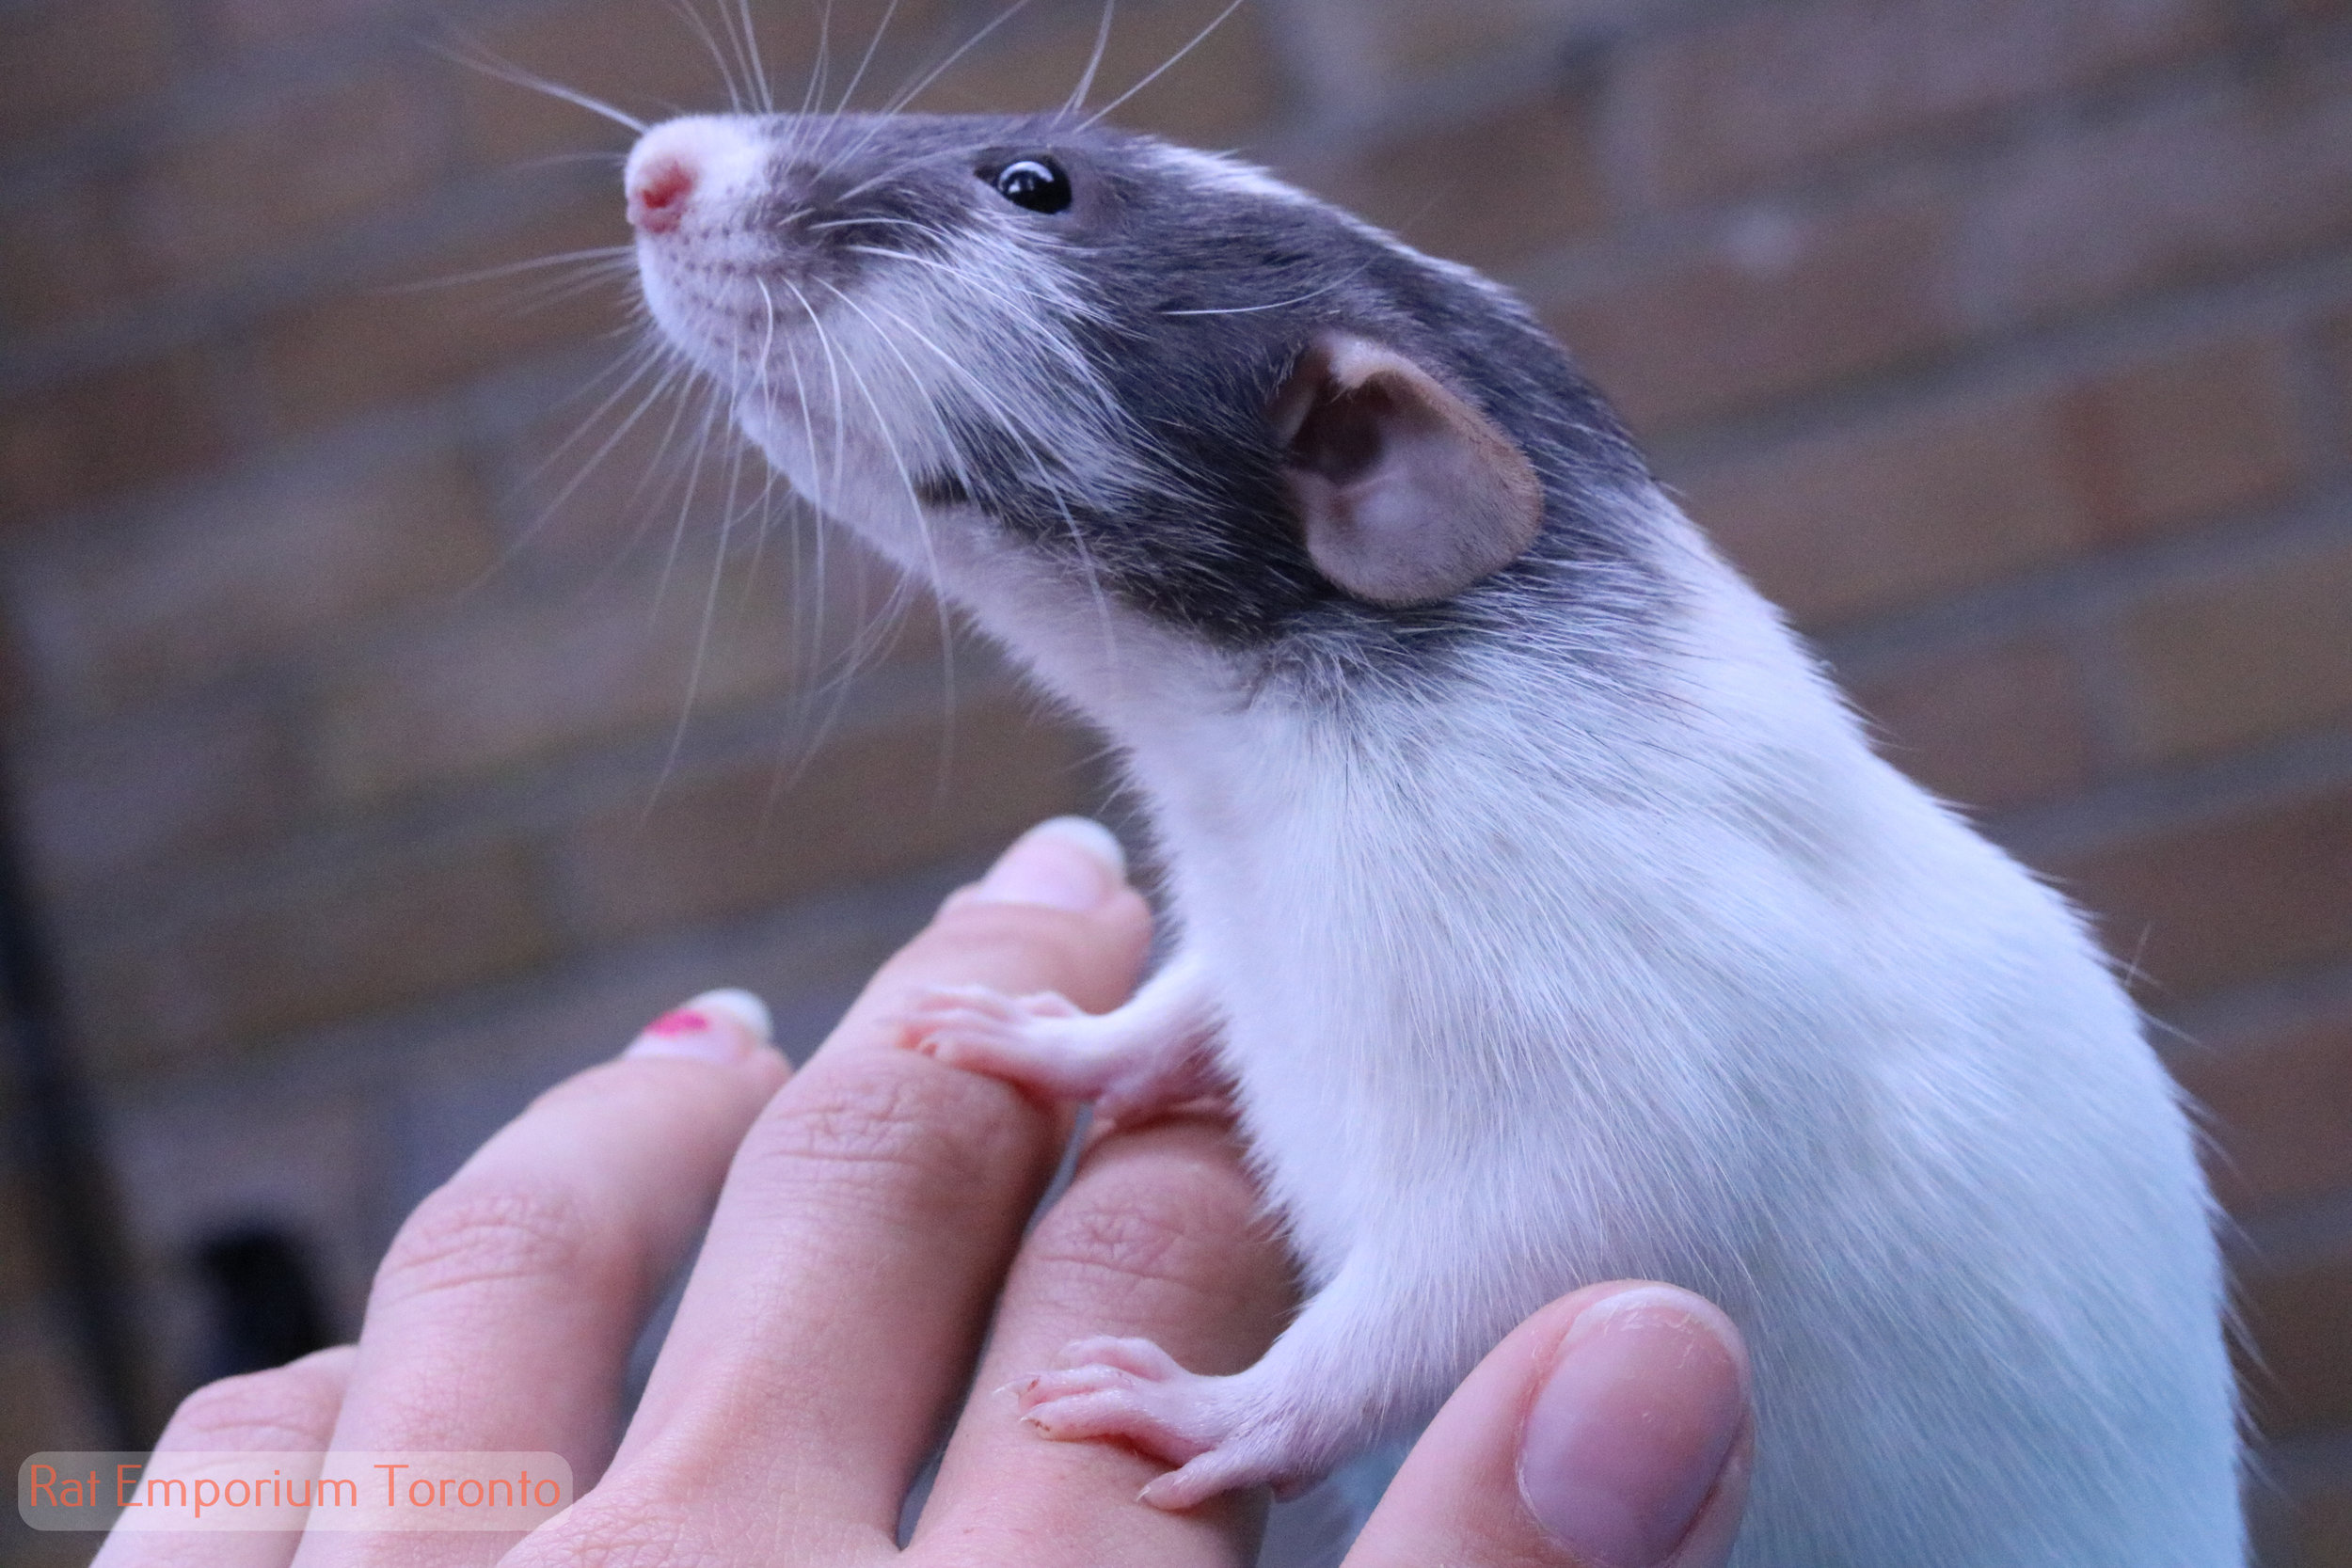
left=1269, top=332, right=1544, bottom=607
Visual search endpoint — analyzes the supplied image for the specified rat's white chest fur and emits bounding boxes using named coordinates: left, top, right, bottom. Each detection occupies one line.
left=981, top=515, right=2243, bottom=1565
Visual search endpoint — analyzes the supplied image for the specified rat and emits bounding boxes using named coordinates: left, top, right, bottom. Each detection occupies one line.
left=619, top=109, right=2244, bottom=1565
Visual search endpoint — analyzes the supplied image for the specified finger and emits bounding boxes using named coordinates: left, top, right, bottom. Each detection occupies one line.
left=825, top=816, right=1150, bottom=1064
left=91, top=1345, right=356, bottom=1568
left=914, top=1113, right=1294, bottom=1568
left=590, top=819, right=1153, bottom=1557
left=293, top=991, right=787, bottom=1568
left=1344, top=1283, right=1752, bottom=1568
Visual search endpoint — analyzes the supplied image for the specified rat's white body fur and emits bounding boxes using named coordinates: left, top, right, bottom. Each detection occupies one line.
left=949, top=506, right=2241, bottom=1567
left=628, top=115, right=2244, bottom=1565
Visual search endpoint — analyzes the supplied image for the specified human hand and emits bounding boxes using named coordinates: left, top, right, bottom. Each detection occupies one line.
left=95, top=817, right=1750, bottom=1568
left=1343, top=1281, right=1751, bottom=1568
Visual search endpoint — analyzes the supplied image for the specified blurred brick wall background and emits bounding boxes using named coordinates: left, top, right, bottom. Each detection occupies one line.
left=0, top=0, right=2347, bottom=1561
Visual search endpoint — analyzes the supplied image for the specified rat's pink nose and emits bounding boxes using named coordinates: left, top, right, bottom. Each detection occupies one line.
left=623, top=118, right=760, bottom=237
left=627, top=153, right=695, bottom=233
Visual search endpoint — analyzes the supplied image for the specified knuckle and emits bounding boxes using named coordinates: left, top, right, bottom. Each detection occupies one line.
left=504, top=1465, right=759, bottom=1568
left=164, top=1364, right=334, bottom=1449
left=506, top=1504, right=699, bottom=1568
left=923, top=898, right=1094, bottom=960
left=373, top=1181, right=598, bottom=1310
left=744, top=1054, right=1034, bottom=1212
left=1025, top=1170, right=1237, bottom=1301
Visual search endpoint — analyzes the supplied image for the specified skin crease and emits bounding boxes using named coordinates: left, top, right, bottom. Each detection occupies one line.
left=94, top=823, right=1752, bottom=1568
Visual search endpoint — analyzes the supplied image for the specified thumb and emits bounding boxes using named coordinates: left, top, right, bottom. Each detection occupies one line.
left=1343, top=1282, right=1752, bottom=1568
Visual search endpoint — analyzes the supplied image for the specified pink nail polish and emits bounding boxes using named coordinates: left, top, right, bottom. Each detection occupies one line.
left=625, top=990, right=772, bottom=1064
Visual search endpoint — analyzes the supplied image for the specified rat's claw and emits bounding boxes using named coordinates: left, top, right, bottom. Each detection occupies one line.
left=1013, top=1337, right=1320, bottom=1508
left=1140, top=1442, right=1303, bottom=1511
left=1015, top=1348, right=1223, bottom=1465
left=1016, top=1364, right=1138, bottom=1408
left=1056, top=1336, right=1185, bottom=1380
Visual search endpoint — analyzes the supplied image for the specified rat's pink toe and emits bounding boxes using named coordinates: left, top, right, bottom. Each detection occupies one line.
left=1056, top=1335, right=1182, bottom=1379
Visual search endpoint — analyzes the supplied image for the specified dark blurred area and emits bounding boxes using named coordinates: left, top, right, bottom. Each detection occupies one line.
left=190, top=1224, right=332, bottom=1384
left=1, top=0, right=2348, bottom=1563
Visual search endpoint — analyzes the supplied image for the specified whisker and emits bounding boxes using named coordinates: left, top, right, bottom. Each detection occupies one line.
left=655, top=383, right=731, bottom=612
left=579, top=347, right=715, bottom=594
left=648, top=406, right=756, bottom=808
left=1065, top=0, right=1118, bottom=114
left=881, top=0, right=1038, bottom=119
left=469, top=345, right=677, bottom=594
left=806, top=214, right=947, bottom=233
left=827, top=283, right=1127, bottom=672
left=821, top=281, right=1046, bottom=489
left=796, top=0, right=830, bottom=118
left=730, top=425, right=789, bottom=623
left=742, top=0, right=777, bottom=114
left=1080, top=0, right=1248, bottom=130
left=668, top=0, right=748, bottom=114
left=500, top=263, right=645, bottom=317
left=771, top=275, right=851, bottom=515
left=430, top=37, right=648, bottom=133
left=833, top=0, right=905, bottom=113
left=762, top=277, right=875, bottom=768
left=816, top=283, right=985, bottom=463
left=525, top=338, right=674, bottom=486
left=840, top=244, right=967, bottom=278
left=1050, top=485, right=1124, bottom=677
left=820, top=303, right=962, bottom=745
left=375, top=246, right=637, bottom=295
left=1160, top=263, right=1376, bottom=316
left=821, top=138, right=928, bottom=204
left=542, top=363, right=684, bottom=534
left=756, top=278, right=827, bottom=516
left=508, top=150, right=632, bottom=173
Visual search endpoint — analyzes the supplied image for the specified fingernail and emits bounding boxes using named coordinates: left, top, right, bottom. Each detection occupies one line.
left=625, top=988, right=773, bottom=1064
left=969, top=816, right=1126, bottom=911
left=1518, top=1287, right=1746, bottom=1568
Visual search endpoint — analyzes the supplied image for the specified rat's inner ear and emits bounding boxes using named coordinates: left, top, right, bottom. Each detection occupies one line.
left=1270, top=332, right=1543, bottom=607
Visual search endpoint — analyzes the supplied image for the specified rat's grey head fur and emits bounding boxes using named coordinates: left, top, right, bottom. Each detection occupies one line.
left=627, top=110, right=1665, bottom=686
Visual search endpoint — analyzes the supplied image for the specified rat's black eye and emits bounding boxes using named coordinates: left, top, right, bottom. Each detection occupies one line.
left=991, top=157, right=1073, bottom=214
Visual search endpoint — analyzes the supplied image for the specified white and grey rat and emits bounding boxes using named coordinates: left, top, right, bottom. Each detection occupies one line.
left=619, top=110, right=2243, bottom=1565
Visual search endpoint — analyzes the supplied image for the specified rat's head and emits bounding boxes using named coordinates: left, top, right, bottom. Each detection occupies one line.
left=625, top=111, right=1655, bottom=674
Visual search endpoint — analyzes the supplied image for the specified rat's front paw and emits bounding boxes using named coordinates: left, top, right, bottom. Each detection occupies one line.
left=901, top=985, right=1104, bottom=1100
left=1013, top=1337, right=1305, bottom=1509
left=904, top=981, right=1228, bottom=1127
